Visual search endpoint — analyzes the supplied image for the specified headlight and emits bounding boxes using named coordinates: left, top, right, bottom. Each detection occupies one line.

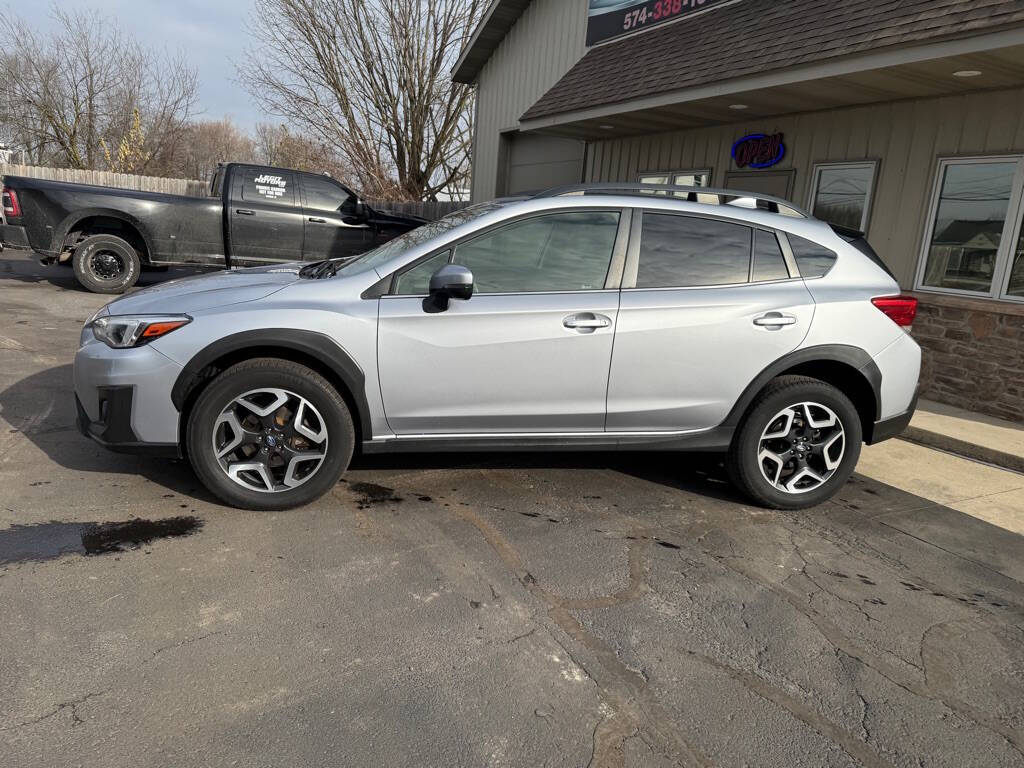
left=90, top=315, right=192, bottom=348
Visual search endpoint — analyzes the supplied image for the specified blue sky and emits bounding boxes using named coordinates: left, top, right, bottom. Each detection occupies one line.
left=19, top=0, right=270, bottom=129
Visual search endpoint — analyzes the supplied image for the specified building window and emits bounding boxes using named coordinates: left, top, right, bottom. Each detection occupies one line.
left=916, top=156, right=1024, bottom=301
left=808, top=161, right=877, bottom=232
left=639, top=169, right=712, bottom=192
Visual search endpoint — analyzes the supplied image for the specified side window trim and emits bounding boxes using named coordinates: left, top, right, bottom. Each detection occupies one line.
left=776, top=231, right=799, bottom=278
left=623, top=209, right=755, bottom=290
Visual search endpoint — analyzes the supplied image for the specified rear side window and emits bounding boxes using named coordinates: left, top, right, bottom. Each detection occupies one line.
left=752, top=229, right=790, bottom=282
left=789, top=234, right=837, bottom=278
left=637, top=213, right=751, bottom=288
left=238, top=168, right=296, bottom=206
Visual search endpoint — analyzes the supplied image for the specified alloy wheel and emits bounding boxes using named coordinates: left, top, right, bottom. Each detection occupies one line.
left=757, top=401, right=845, bottom=494
left=212, top=388, right=329, bottom=493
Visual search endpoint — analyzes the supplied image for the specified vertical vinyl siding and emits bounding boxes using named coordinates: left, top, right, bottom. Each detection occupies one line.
left=585, top=86, right=1024, bottom=287
left=472, top=0, right=589, bottom=201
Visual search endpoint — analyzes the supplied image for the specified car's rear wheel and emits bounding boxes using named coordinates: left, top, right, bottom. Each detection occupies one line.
left=72, top=234, right=141, bottom=294
left=186, top=358, right=354, bottom=510
left=727, top=375, right=862, bottom=509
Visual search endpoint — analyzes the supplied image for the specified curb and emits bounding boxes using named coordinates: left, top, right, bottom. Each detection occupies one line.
left=900, top=425, right=1024, bottom=475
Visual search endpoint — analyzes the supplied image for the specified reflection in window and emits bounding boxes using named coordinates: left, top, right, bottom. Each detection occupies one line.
left=639, top=170, right=712, bottom=198
left=790, top=234, right=837, bottom=278
left=1009, top=226, right=1024, bottom=297
left=637, top=214, right=751, bottom=288
left=393, top=250, right=451, bottom=295
left=921, top=161, right=1016, bottom=294
left=810, top=163, right=875, bottom=231
left=752, top=229, right=789, bottom=282
left=454, top=212, right=619, bottom=293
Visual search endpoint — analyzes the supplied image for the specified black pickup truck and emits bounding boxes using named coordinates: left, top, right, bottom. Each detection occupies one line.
left=0, top=163, right=425, bottom=293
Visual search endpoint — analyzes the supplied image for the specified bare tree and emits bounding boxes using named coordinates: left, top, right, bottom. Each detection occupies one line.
left=238, top=0, right=482, bottom=201
left=0, top=5, right=198, bottom=173
left=253, top=122, right=350, bottom=178
left=174, top=118, right=257, bottom=181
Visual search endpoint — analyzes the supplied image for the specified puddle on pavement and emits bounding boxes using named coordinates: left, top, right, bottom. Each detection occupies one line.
left=0, top=517, right=203, bottom=565
left=348, top=482, right=404, bottom=509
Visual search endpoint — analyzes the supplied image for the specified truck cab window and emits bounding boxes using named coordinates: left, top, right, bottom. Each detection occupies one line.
left=303, top=174, right=356, bottom=215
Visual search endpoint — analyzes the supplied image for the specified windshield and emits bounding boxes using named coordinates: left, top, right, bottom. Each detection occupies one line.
left=336, top=201, right=507, bottom=277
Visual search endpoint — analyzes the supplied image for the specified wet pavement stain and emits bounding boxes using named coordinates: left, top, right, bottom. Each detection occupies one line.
left=349, top=482, right=403, bottom=509
left=0, top=517, right=203, bottom=565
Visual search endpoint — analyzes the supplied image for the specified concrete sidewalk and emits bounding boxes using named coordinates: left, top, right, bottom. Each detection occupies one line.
left=856, top=398, right=1024, bottom=536
left=903, top=398, right=1024, bottom=474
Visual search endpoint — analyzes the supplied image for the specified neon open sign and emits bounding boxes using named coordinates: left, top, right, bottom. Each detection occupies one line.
left=732, top=133, right=786, bottom=169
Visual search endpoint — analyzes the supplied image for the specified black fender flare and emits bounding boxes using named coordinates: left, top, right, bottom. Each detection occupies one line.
left=170, top=329, right=373, bottom=440
left=721, top=344, right=882, bottom=427
left=53, top=208, right=155, bottom=261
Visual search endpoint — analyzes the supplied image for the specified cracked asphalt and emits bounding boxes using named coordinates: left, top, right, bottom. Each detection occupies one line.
left=2, top=253, right=1023, bottom=767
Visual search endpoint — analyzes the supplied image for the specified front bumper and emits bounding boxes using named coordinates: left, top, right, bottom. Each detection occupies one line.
left=76, top=390, right=180, bottom=457
left=74, top=337, right=184, bottom=455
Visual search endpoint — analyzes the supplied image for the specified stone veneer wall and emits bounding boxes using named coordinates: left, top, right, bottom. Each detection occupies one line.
left=912, top=293, right=1024, bottom=422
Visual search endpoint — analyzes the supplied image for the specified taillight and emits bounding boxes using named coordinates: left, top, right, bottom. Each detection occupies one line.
left=2, top=186, right=21, bottom=217
left=871, top=295, right=917, bottom=327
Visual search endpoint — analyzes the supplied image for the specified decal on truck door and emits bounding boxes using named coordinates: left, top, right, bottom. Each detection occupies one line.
left=253, top=174, right=287, bottom=199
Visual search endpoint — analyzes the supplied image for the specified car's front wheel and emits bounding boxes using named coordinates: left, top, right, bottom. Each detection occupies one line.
left=186, top=358, right=355, bottom=510
left=727, top=375, right=862, bottom=509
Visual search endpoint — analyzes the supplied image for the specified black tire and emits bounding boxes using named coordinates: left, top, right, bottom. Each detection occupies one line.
left=727, top=375, right=862, bottom=510
left=186, top=358, right=355, bottom=511
left=72, top=234, right=141, bottom=294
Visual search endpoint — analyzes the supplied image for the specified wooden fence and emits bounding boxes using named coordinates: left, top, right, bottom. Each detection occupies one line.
left=367, top=200, right=470, bottom=219
left=0, top=164, right=470, bottom=219
left=0, top=164, right=210, bottom=197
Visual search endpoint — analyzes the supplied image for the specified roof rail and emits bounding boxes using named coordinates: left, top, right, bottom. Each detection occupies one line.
left=533, top=182, right=810, bottom=218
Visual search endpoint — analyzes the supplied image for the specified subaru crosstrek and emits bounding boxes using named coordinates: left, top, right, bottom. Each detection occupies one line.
left=74, top=184, right=920, bottom=511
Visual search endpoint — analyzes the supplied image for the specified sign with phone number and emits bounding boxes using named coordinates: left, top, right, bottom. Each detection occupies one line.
left=586, top=0, right=732, bottom=46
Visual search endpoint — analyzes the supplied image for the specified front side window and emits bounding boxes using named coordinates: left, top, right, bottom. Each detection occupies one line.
left=452, top=211, right=620, bottom=293
left=392, top=250, right=451, bottom=295
left=303, top=174, right=355, bottom=214
left=809, top=162, right=876, bottom=232
left=918, top=157, right=1024, bottom=299
left=636, top=213, right=751, bottom=288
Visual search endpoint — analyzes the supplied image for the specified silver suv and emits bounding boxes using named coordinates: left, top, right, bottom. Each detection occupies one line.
left=74, top=184, right=921, bottom=511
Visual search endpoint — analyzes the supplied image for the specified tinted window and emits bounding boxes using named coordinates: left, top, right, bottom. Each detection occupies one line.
left=393, top=250, right=451, bottom=295
left=239, top=168, right=296, bottom=206
left=303, top=174, right=355, bottom=214
left=752, top=229, right=789, bottom=282
left=637, top=214, right=750, bottom=288
left=811, top=163, right=875, bottom=231
left=454, top=212, right=619, bottom=293
left=789, top=234, right=838, bottom=278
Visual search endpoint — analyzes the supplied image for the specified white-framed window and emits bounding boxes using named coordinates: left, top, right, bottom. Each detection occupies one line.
left=915, top=156, right=1024, bottom=302
left=807, top=161, right=877, bottom=232
left=639, top=169, right=712, bottom=188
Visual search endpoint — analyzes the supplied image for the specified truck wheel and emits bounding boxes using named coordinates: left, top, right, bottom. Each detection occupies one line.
left=72, top=234, right=141, bottom=294
left=727, top=375, right=862, bottom=510
left=186, top=358, right=355, bottom=511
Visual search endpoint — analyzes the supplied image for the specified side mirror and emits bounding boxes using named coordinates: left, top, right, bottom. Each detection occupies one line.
left=425, top=264, right=473, bottom=313
left=354, top=199, right=367, bottom=219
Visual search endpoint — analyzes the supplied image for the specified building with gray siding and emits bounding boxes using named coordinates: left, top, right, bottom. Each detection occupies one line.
left=454, top=0, right=1024, bottom=421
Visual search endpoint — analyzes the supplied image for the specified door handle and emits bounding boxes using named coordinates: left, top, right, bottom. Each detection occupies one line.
left=563, top=313, right=612, bottom=332
left=236, top=209, right=255, bottom=216
left=753, top=312, right=797, bottom=328
left=308, top=217, right=327, bottom=224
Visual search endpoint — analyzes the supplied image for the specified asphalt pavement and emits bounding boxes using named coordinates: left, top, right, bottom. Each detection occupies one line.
left=2, top=253, right=1022, bottom=768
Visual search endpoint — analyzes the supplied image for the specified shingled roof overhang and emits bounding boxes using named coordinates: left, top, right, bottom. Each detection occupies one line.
left=516, top=0, right=1024, bottom=140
